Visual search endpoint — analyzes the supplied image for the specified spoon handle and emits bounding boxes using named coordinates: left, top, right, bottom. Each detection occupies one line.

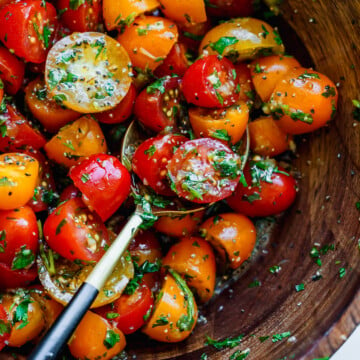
left=29, top=213, right=143, bottom=360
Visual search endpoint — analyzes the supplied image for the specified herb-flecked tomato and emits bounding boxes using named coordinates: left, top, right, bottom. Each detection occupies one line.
left=132, top=134, right=188, bottom=196
left=142, top=269, right=198, bottom=342
left=45, top=32, right=132, bottom=113
left=0, top=46, right=25, bottom=95
left=234, top=62, right=255, bottom=103
left=0, top=153, right=39, bottom=210
left=0, top=304, right=11, bottom=351
left=0, top=1, right=58, bottom=63
left=134, top=76, right=182, bottom=132
left=0, top=206, right=38, bottom=270
left=159, top=0, right=207, bottom=24
left=182, top=55, right=239, bottom=108
left=69, top=154, right=132, bottom=222
left=57, top=0, right=101, bottom=32
left=200, top=213, right=256, bottom=269
left=178, top=20, right=212, bottom=52
left=68, top=311, right=126, bottom=360
left=43, top=198, right=111, bottom=262
left=117, top=16, right=178, bottom=71
left=0, top=263, right=37, bottom=289
left=269, top=67, right=338, bottom=134
left=206, top=0, right=254, bottom=18
left=167, top=138, right=242, bottom=203
left=44, top=115, right=108, bottom=168
left=227, top=161, right=297, bottom=217
left=163, top=236, right=216, bottom=303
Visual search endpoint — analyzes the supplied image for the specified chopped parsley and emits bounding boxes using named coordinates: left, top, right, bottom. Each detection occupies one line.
left=211, top=129, right=231, bottom=142
left=146, top=78, right=167, bottom=94
left=103, top=329, right=120, bottom=349
left=297, top=71, right=320, bottom=80
left=295, top=283, right=305, bottom=292
left=11, top=246, right=35, bottom=270
left=230, top=349, right=250, bottom=360
left=55, top=218, right=67, bottom=235
left=205, top=334, right=244, bottom=350
left=322, top=85, right=336, bottom=98
left=144, top=145, right=156, bottom=157
left=12, top=298, right=33, bottom=329
left=209, top=36, right=239, bottom=55
left=272, top=331, right=291, bottom=343
left=339, top=267, right=346, bottom=278
left=152, top=315, right=169, bottom=328
left=81, top=173, right=90, bottom=183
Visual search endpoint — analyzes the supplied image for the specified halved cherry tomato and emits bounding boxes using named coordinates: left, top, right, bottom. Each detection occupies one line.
left=0, top=104, right=46, bottom=152
left=154, top=43, right=189, bottom=78
left=134, top=76, right=182, bottom=132
left=268, top=67, right=338, bottom=134
left=167, top=138, right=241, bottom=203
left=45, top=32, right=132, bottom=113
left=0, top=263, right=37, bottom=289
left=0, top=1, right=58, bottom=63
left=25, top=77, right=80, bottom=133
left=69, top=154, right=132, bottom=221
left=163, top=236, right=216, bottom=303
left=0, top=46, right=25, bottom=95
left=189, top=102, right=249, bottom=144
left=117, top=16, right=178, bottom=71
left=227, top=161, right=297, bottom=217
left=200, top=18, right=284, bottom=61
left=43, top=198, right=110, bottom=262
left=0, top=304, right=11, bottom=351
left=103, top=0, right=160, bottom=31
left=0, top=153, right=39, bottom=210
left=200, top=213, right=256, bottom=269
left=1, top=293, right=45, bottom=347
left=159, top=0, right=207, bottom=24
left=154, top=211, right=204, bottom=237
left=142, top=269, right=198, bottom=342
left=132, top=134, right=188, bottom=196
left=249, top=116, right=291, bottom=157
left=206, top=0, right=254, bottom=18
left=0, top=206, right=38, bottom=269
left=234, top=62, right=255, bottom=103
left=68, top=311, right=126, bottom=360
left=182, top=55, right=238, bottom=108
left=95, top=84, right=136, bottom=124
left=57, top=0, right=101, bottom=32
left=250, top=55, right=301, bottom=102
left=44, top=115, right=108, bottom=168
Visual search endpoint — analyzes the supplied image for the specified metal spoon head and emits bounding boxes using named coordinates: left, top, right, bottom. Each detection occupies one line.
left=121, top=120, right=249, bottom=217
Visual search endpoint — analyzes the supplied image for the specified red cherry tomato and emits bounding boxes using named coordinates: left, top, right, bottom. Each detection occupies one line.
left=0, top=262, right=38, bottom=289
left=167, top=138, right=242, bottom=203
left=134, top=76, right=182, bottom=132
left=0, top=1, right=58, bottom=63
left=69, top=154, right=131, bottom=222
left=132, top=134, right=188, bottom=196
left=227, top=161, right=297, bottom=217
left=182, top=55, right=239, bottom=108
left=206, top=0, right=254, bottom=18
left=43, top=198, right=111, bottom=262
left=0, top=46, right=25, bottom=95
left=57, top=0, right=101, bottom=32
left=59, top=184, right=81, bottom=203
left=95, top=84, right=136, bottom=125
left=0, top=304, right=11, bottom=351
left=0, top=206, right=38, bottom=269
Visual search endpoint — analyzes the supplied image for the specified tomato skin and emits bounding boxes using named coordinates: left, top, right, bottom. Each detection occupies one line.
left=0, top=46, right=25, bottom=95
left=132, top=134, right=188, bottom=196
left=59, top=184, right=81, bottom=203
left=159, top=0, right=207, bottom=24
left=0, top=1, right=58, bottom=63
left=95, top=84, right=136, bottom=125
left=0, top=304, right=11, bottom=351
left=43, top=198, right=111, bottom=262
left=69, top=154, right=132, bottom=221
left=134, top=76, right=182, bottom=132
left=206, top=0, right=254, bottom=18
left=234, top=62, right=255, bottom=103
left=182, top=55, right=239, bottom=108
left=57, top=0, right=101, bottom=32
left=0, top=263, right=38, bottom=289
left=227, top=163, right=297, bottom=217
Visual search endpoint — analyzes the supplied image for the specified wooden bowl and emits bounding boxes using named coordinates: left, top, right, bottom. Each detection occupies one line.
left=125, top=1, right=360, bottom=359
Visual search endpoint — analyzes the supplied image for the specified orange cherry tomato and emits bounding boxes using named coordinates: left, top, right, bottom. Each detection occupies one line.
left=249, top=116, right=291, bottom=157
left=154, top=211, right=205, bottom=237
left=142, top=269, right=198, bottom=342
left=179, top=19, right=212, bottom=52
left=159, top=0, right=206, bottom=24
left=163, top=237, right=216, bottom=303
left=200, top=213, right=256, bottom=269
left=103, top=0, right=160, bottom=31
left=0, top=153, right=39, bottom=210
left=68, top=311, right=126, bottom=360
left=1, top=293, right=45, bottom=347
left=117, top=16, right=178, bottom=71
left=250, top=55, right=301, bottom=102
left=234, top=63, right=255, bottom=103
left=189, top=102, right=248, bottom=145
left=25, top=78, right=80, bottom=133
left=44, top=115, right=108, bottom=168
left=269, top=67, right=338, bottom=134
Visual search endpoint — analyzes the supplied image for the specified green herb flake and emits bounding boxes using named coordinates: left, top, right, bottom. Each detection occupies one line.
left=230, top=349, right=250, bottom=360
left=11, top=246, right=35, bottom=270
left=248, top=280, right=261, bottom=288
left=205, top=334, right=243, bottom=350
left=81, top=173, right=90, bottom=183
left=339, top=267, right=346, bottom=278
left=295, top=283, right=305, bottom=292
left=13, top=298, right=33, bottom=329
left=272, top=331, right=291, bottom=343
left=352, top=99, right=360, bottom=121
left=144, top=145, right=156, bottom=157
left=103, top=329, right=120, bottom=349
left=211, top=129, right=231, bottom=142
left=106, top=312, right=120, bottom=319
left=321, top=85, right=336, bottom=98
left=55, top=218, right=67, bottom=235
left=146, top=78, right=166, bottom=94
left=209, top=36, right=239, bottom=55
left=152, top=315, right=169, bottom=328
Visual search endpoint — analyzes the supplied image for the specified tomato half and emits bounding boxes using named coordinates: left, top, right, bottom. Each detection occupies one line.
left=167, top=138, right=242, bottom=203
left=0, top=1, right=58, bottom=63
left=182, top=55, right=239, bottom=108
left=69, top=154, right=132, bottom=221
left=132, top=134, right=188, bottom=196
left=43, top=198, right=110, bottom=262
left=159, top=0, right=207, bottom=24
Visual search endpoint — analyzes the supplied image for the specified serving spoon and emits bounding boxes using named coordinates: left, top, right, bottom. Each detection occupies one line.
left=29, top=120, right=249, bottom=360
